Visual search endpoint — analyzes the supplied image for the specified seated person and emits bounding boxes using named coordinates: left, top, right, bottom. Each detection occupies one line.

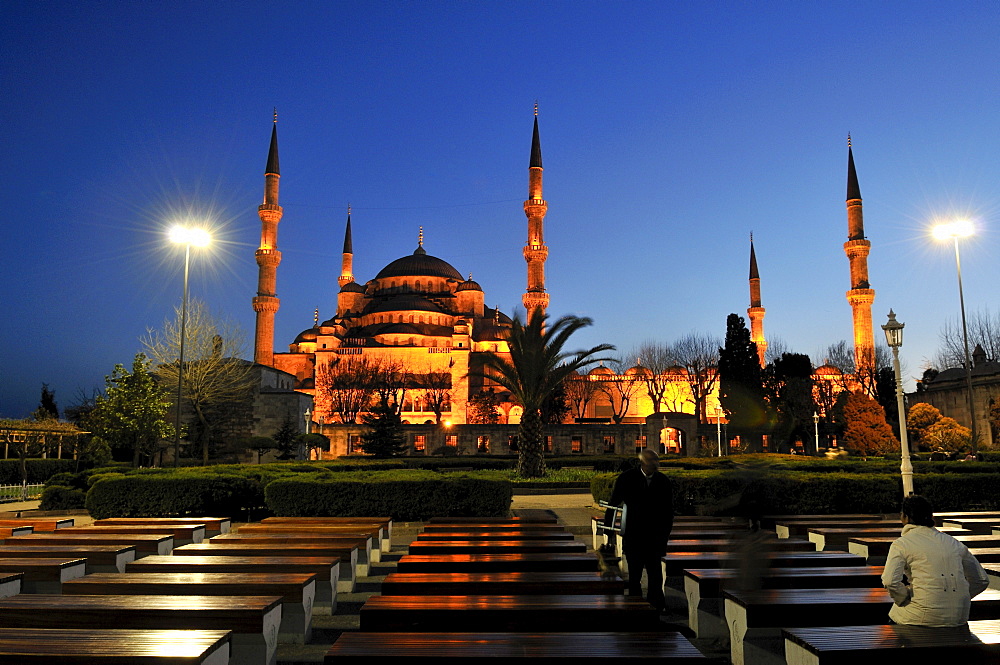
left=881, top=495, right=989, bottom=626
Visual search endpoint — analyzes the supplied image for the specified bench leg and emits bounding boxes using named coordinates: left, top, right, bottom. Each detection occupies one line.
left=784, top=638, right=820, bottom=665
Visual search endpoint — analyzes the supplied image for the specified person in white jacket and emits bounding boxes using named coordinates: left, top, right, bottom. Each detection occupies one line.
left=881, top=495, right=990, bottom=626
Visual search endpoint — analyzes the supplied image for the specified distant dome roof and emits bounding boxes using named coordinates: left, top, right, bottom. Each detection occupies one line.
left=340, top=281, right=366, bottom=293
left=456, top=278, right=482, bottom=292
left=375, top=250, right=463, bottom=281
left=589, top=365, right=614, bottom=376
left=364, top=295, right=447, bottom=315
left=293, top=328, right=318, bottom=343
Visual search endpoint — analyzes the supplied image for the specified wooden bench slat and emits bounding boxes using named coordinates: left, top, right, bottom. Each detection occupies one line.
left=397, top=552, right=599, bottom=573
left=381, top=571, right=624, bottom=595
left=0, top=545, right=137, bottom=573
left=407, top=540, right=587, bottom=554
left=0, top=627, right=231, bottom=664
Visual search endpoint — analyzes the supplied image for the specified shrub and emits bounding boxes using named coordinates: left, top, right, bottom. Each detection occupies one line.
left=85, top=474, right=263, bottom=519
left=265, top=473, right=512, bottom=520
left=39, top=485, right=86, bottom=510
left=0, top=459, right=79, bottom=484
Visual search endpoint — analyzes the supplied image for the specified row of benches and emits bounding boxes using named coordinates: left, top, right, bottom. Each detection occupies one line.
left=0, top=514, right=393, bottom=664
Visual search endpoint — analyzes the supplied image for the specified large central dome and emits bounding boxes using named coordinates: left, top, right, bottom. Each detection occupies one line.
left=374, top=248, right=464, bottom=281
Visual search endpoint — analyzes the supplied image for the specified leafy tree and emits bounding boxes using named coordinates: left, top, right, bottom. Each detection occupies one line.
left=247, top=436, right=278, bottom=464
left=840, top=391, right=898, bottom=459
left=89, top=353, right=174, bottom=466
left=35, top=384, right=59, bottom=421
left=476, top=309, right=613, bottom=477
left=272, top=415, right=300, bottom=460
left=360, top=402, right=407, bottom=457
left=907, top=402, right=944, bottom=449
left=297, top=433, right=329, bottom=460
left=924, top=417, right=971, bottom=452
left=764, top=352, right=816, bottom=452
left=718, top=314, right=767, bottom=452
left=467, top=390, right=501, bottom=424
left=143, top=300, right=257, bottom=465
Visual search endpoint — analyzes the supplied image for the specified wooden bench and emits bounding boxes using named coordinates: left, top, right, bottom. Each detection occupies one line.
left=427, top=517, right=558, bottom=524
left=0, top=594, right=281, bottom=665
left=774, top=519, right=895, bottom=539
left=417, top=530, right=574, bottom=541
left=661, top=550, right=866, bottom=578
left=724, top=588, right=1000, bottom=665
left=262, top=516, right=392, bottom=550
left=174, top=542, right=358, bottom=591
left=986, top=563, right=1000, bottom=590
left=0, top=526, right=33, bottom=537
left=936, top=511, right=1000, bottom=526
left=0, top=544, right=136, bottom=572
left=381, top=571, right=625, bottom=596
left=5, top=532, right=173, bottom=556
left=407, top=540, right=587, bottom=555
left=93, top=517, right=230, bottom=537
left=0, top=518, right=74, bottom=531
left=360, top=594, right=660, bottom=632
left=235, top=524, right=382, bottom=560
left=762, top=514, right=883, bottom=530
left=63, top=572, right=316, bottom=644
left=0, top=556, right=86, bottom=593
left=783, top=619, right=1000, bottom=665
left=126, top=555, right=339, bottom=612
left=664, top=538, right=817, bottom=553
left=397, top=552, right=600, bottom=573
left=683, top=566, right=883, bottom=639
left=942, top=518, right=1000, bottom=534
left=66, top=524, right=206, bottom=545
left=0, top=573, right=20, bottom=598
left=809, top=526, right=972, bottom=551
left=423, top=523, right=563, bottom=533
left=213, top=532, right=377, bottom=566
left=326, top=632, right=708, bottom=662
left=849, top=536, right=1000, bottom=564
left=0, top=627, right=232, bottom=664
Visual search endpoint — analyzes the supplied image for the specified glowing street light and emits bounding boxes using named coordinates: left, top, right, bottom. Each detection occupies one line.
left=169, top=225, right=211, bottom=467
left=882, top=310, right=913, bottom=497
left=932, top=220, right=978, bottom=454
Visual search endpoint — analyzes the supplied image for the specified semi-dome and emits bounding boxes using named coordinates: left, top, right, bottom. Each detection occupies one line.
left=293, top=328, right=318, bottom=343
left=339, top=281, right=366, bottom=293
left=363, top=295, right=448, bottom=315
left=456, top=278, right=482, bottom=292
left=374, top=249, right=463, bottom=281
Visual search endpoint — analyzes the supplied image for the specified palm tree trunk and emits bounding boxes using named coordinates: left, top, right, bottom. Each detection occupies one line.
left=517, top=409, right=547, bottom=477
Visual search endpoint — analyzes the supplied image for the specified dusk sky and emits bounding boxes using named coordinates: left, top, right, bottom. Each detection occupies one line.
left=3, top=1, right=998, bottom=419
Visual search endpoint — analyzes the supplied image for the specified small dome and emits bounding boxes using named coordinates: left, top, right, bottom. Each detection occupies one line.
left=626, top=365, right=651, bottom=377
left=340, top=281, right=366, bottom=293
left=456, top=277, right=482, bottom=292
left=294, top=328, right=318, bottom=343
left=815, top=364, right=842, bottom=376
left=589, top=365, right=614, bottom=376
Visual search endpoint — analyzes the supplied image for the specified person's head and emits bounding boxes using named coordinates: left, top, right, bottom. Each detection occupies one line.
left=638, top=449, right=660, bottom=475
left=900, top=495, right=935, bottom=527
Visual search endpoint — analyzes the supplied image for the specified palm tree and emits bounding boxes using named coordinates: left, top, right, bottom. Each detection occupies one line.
left=477, top=309, right=614, bottom=477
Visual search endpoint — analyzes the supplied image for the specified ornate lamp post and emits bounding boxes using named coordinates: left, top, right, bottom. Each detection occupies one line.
left=168, top=225, right=211, bottom=467
left=882, top=310, right=913, bottom=497
left=813, top=411, right=820, bottom=454
left=933, top=220, right=978, bottom=454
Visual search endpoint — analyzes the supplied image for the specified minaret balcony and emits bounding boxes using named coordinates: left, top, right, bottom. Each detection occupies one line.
left=846, top=288, right=875, bottom=306
left=255, top=248, right=282, bottom=266
left=843, top=239, right=871, bottom=258
left=523, top=200, right=548, bottom=215
left=523, top=245, right=549, bottom=261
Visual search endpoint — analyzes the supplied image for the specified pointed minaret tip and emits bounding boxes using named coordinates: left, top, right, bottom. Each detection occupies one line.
left=846, top=136, right=861, bottom=201
left=749, top=235, right=760, bottom=280
left=342, top=206, right=353, bottom=254
left=530, top=106, right=543, bottom=169
left=265, top=114, right=280, bottom=176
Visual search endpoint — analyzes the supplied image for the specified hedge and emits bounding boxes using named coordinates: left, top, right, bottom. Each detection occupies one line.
left=265, top=474, right=512, bottom=520
left=591, top=470, right=1000, bottom=516
left=85, top=474, right=266, bottom=519
left=0, top=459, right=78, bottom=484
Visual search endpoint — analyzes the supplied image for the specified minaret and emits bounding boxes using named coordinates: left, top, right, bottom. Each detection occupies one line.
left=747, top=234, right=767, bottom=367
left=252, top=111, right=282, bottom=366
left=522, top=104, right=549, bottom=317
left=338, top=205, right=354, bottom=287
left=844, top=135, right=876, bottom=373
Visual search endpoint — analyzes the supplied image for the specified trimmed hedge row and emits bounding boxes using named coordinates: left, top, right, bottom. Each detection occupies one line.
left=0, top=459, right=78, bottom=484
left=85, top=474, right=265, bottom=519
left=265, top=474, right=512, bottom=520
left=591, top=470, right=1000, bottom=516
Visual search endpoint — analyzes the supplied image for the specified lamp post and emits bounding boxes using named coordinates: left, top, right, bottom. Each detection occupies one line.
left=304, top=408, right=312, bottom=435
left=933, top=220, right=978, bottom=454
left=813, top=411, right=820, bottom=454
left=882, top=310, right=914, bottom=497
left=168, top=226, right=211, bottom=467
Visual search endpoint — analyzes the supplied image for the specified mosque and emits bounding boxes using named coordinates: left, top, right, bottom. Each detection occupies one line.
left=248, top=112, right=878, bottom=455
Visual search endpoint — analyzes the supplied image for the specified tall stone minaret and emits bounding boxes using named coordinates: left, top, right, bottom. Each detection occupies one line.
left=747, top=235, right=767, bottom=367
left=338, top=205, right=354, bottom=288
left=844, top=135, right=876, bottom=373
left=252, top=111, right=282, bottom=366
left=522, top=104, right=549, bottom=318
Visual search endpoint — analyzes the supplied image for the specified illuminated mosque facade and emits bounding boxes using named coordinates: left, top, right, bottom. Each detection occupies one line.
left=249, top=111, right=876, bottom=455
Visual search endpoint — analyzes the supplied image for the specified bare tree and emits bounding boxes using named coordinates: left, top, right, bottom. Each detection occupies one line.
left=143, top=300, right=257, bottom=465
left=764, top=336, right=789, bottom=366
left=414, top=362, right=452, bottom=425
left=372, top=359, right=409, bottom=416
left=596, top=358, right=642, bottom=424
left=563, top=371, right=599, bottom=421
left=670, top=332, right=722, bottom=423
left=635, top=341, right=675, bottom=413
left=316, top=355, right=379, bottom=424
left=822, top=339, right=892, bottom=398
left=935, top=308, right=1000, bottom=369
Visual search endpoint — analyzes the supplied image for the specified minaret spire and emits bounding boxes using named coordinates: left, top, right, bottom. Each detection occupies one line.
left=747, top=233, right=767, bottom=367
left=338, top=205, right=354, bottom=288
left=843, top=136, right=876, bottom=376
left=253, top=113, right=283, bottom=366
left=522, top=105, right=549, bottom=317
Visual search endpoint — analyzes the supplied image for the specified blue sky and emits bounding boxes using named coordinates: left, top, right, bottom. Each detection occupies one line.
left=3, top=1, right=998, bottom=418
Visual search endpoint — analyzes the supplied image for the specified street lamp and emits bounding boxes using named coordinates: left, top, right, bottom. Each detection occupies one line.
left=882, top=310, right=914, bottom=497
left=169, top=225, right=211, bottom=467
left=813, top=411, right=820, bottom=454
left=932, top=220, right=978, bottom=454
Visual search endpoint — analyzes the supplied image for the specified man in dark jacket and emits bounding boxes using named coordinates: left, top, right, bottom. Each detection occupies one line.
left=609, top=448, right=674, bottom=609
